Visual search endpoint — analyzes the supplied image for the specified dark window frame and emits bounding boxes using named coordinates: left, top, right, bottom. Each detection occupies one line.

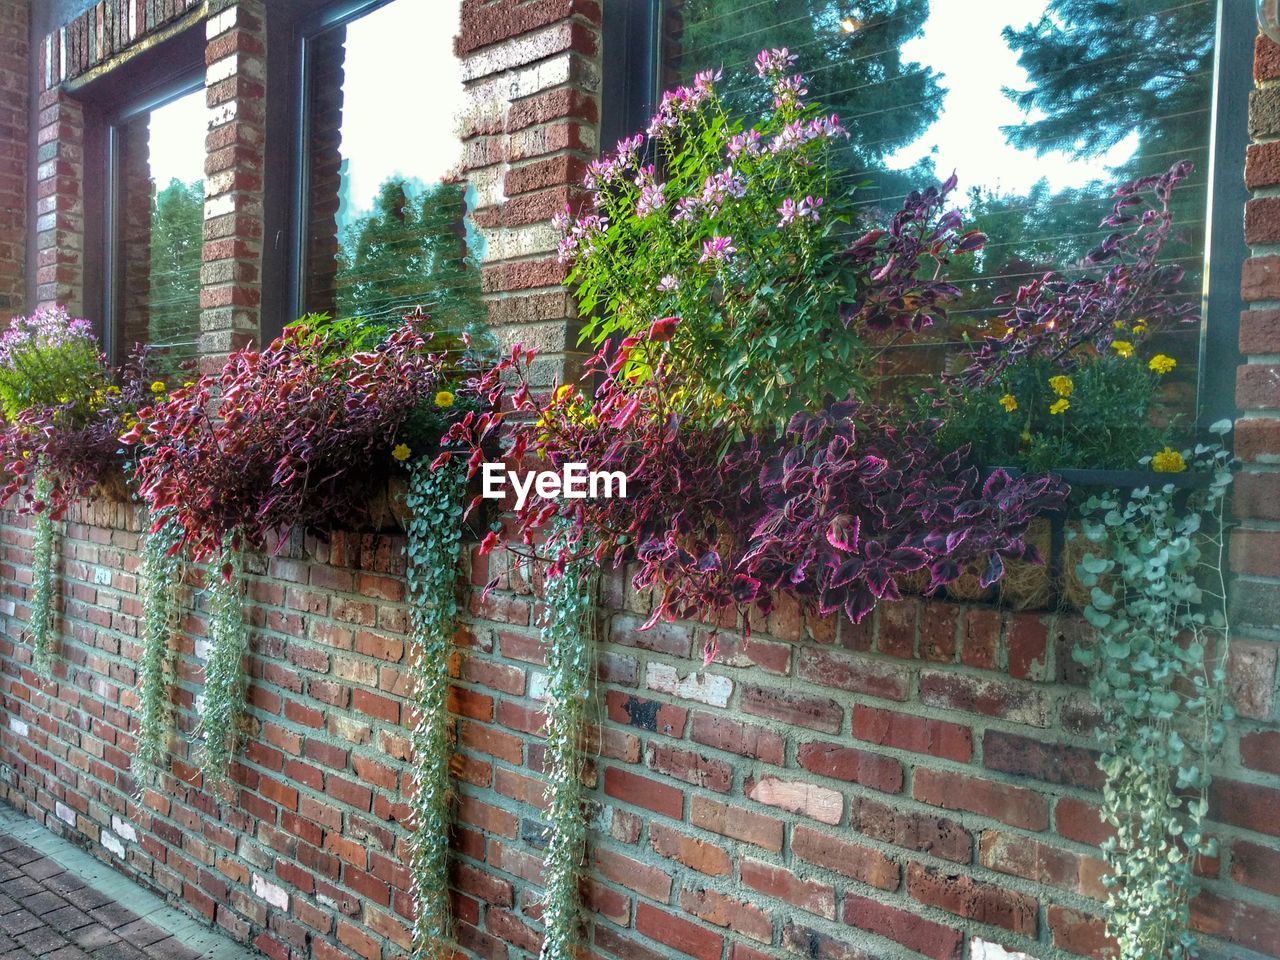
left=609, top=0, right=1249, bottom=431
left=79, top=25, right=205, bottom=365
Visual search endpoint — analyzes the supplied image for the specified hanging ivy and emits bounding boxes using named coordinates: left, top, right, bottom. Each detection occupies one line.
left=1073, top=426, right=1234, bottom=960
left=133, top=512, right=184, bottom=785
left=404, top=461, right=466, bottom=959
left=28, top=469, right=56, bottom=676
left=195, top=533, right=247, bottom=788
left=537, top=554, right=596, bottom=960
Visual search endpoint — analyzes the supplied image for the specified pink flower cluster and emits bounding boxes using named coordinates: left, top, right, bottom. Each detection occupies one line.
left=0, top=306, right=96, bottom=367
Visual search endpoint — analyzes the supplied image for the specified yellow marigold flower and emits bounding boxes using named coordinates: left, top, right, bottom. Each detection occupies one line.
left=1151, top=447, right=1186, bottom=473
left=391, top=443, right=411, bottom=462
left=150, top=380, right=166, bottom=393
left=1111, top=340, right=1134, bottom=359
left=1049, top=398, right=1070, bottom=415
left=434, top=390, right=455, bottom=408
left=107, top=385, right=121, bottom=395
left=1048, top=375, right=1073, bottom=398
left=999, top=394, right=1018, bottom=413
left=1148, top=354, right=1176, bottom=376
left=1132, top=322, right=1148, bottom=337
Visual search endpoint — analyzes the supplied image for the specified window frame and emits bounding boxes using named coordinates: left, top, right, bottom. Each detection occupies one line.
left=100, top=73, right=206, bottom=367
left=615, top=0, right=1249, bottom=431
left=285, top=0, right=431, bottom=330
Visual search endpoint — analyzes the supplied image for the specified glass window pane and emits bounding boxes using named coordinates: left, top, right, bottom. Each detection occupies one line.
left=662, top=0, right=1214, bottom=406
left=117, top=86, right=206, bottom=376
left=302, top=0, right=481, bottom=334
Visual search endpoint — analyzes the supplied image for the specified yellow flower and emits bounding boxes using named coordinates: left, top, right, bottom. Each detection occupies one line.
left=107, top=385, right=121, bottom=395
left=434, top=390, right=455, bottom=408
left=1112, top=320, right=1126, bottom=330
left=1148, top=354, right=1176, bottom=376
left=999, top=394, right=1018, bottom=413
left=1111, top=340, right=1134, bottom=359
left=554, top=384, right=574, bottom=403
left=391, top=443, right=411, bottom=462
left=1151, top=447, right=1186, bottom=473
left=1048, top=375, right=1073, bottom=398
left=1049, top=398, right=1070, bottom=415
left=1132, top=321, right=1148, bottom=337
left=150, top=380, right=166, bottom=393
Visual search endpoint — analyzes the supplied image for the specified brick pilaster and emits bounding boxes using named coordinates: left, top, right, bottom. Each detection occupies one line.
left=199, top=0, right=266, bottom=371
left=33, top=86, right=83, bottom=314
left=456, top=0, right=603, bottom=384
left=0, top=0, right=28, bottom=320
left=1233, top=33, right=1280, bottom=723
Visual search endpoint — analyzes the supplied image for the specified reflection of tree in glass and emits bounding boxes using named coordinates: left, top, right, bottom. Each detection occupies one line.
left=149, top=177, right=203, bottom=377
left=1002, top=0, right=1214, bottom=178
left=335, top=179, right=486, bottom=341
left=991, top=0, right=1213, bottom=360
left=671, top=0, right=943, bottom=204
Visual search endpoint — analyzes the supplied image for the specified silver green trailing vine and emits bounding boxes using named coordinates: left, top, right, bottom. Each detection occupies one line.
left=195, top=533, right=247, bottom=788
left=134, top=512, right=184, bottom=785
left=28, top=469, right=56, bottom=676
left=404, top=461, right=466, bottom=960
left=1072, top=423, right=1234, bottom=960
left=537, top=554, right=596, bottom=960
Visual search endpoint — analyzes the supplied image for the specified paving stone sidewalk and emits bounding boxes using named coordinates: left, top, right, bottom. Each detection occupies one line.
left=0, top=803, right=259, bottom=960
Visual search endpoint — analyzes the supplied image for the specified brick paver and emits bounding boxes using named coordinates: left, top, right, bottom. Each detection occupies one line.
left=0, top=807, right=258, bottom=960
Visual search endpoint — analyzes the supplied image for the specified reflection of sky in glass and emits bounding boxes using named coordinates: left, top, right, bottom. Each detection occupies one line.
left=147, top=86, right=206, bottom=189
left=885, top=0, right=1137, bottom=194
left=336, top=0, right=466, bottom=230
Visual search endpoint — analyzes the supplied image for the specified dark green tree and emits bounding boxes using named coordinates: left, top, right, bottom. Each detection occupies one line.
left=671, top=0, right=944, bottom=203
left=149, top=177, right=203, bottom=369
left=336, top=179, right=486, bottom=340
left=1001, top=0, right=1216, bottom=178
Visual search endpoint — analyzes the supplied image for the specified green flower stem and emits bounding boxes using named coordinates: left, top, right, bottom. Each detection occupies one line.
left=538, top=556, right=596, bottom=960
left=134, top=512, right=184, bottom=785
left=404, top=462, right=466, bottom=959
left=28, top=469, right=56, bottom=676
left=196, top=533, right=247, bottom=789
left=1073, top=432, right=1233, bottom=960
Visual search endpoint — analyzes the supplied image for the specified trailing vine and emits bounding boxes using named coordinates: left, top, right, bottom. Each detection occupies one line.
left=133, top=512, right=184, bottom=785
left=195, top=533, right=248, bottom=789
left=403, top=461, right=466, bottom=959
left=28, top=469, right=56, bottom=676
left=537, top=554, right=596, bottom=960
left=1073, top=424, right=1234, bottom=960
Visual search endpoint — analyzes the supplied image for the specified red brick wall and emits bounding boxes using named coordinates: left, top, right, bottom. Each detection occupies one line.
left=1, top=499, right=1278, bottom=960
left=0, top=0, right=27, bottom=321
left=0, top=3, right=1276, bottom=960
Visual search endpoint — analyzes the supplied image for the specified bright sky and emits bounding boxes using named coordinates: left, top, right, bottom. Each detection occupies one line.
left=148, top=0, right=465, bottom=222
left=885, top=0, right=1138, bottom=194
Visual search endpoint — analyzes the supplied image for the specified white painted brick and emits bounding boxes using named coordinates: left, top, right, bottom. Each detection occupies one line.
left=101, top=830, right=125, bottom=858
left=204, top=194, right=237, bottom=219
left=460, top=23, right=575, bottom=81
left=645, top=662, right=733, bottom=708
left=479, top=223, right=558, bottom=263
left=194, top=637, right=212, bottom=661
left=970, top=938, right=1034, bottom=960
left=206, top=54, right=238, bottom=86
left=252, top=874, right=289, bottom=910
left=528, top=671, right=549, bottom=702
left=8, top=717, right=28, bottom=737
left=206, top=8, right=237, bottom=40
left=207, top=101, right=239, bottom=129
left=92, top=566, right=111, bottom=586
left=55, top=801, right=76, bottom=825
left=111, top=815, right=137, bottom=842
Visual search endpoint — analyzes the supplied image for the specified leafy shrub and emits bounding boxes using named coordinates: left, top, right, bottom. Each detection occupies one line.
left=936, top=161, right=1197, bottom=471
left=556, top=50, right=983, bottom=434
left=448, top=331, right=1066, bottom=637
left=127, top=317, right=482, bottom=561
left=0, top=313, right=156, bottom=518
